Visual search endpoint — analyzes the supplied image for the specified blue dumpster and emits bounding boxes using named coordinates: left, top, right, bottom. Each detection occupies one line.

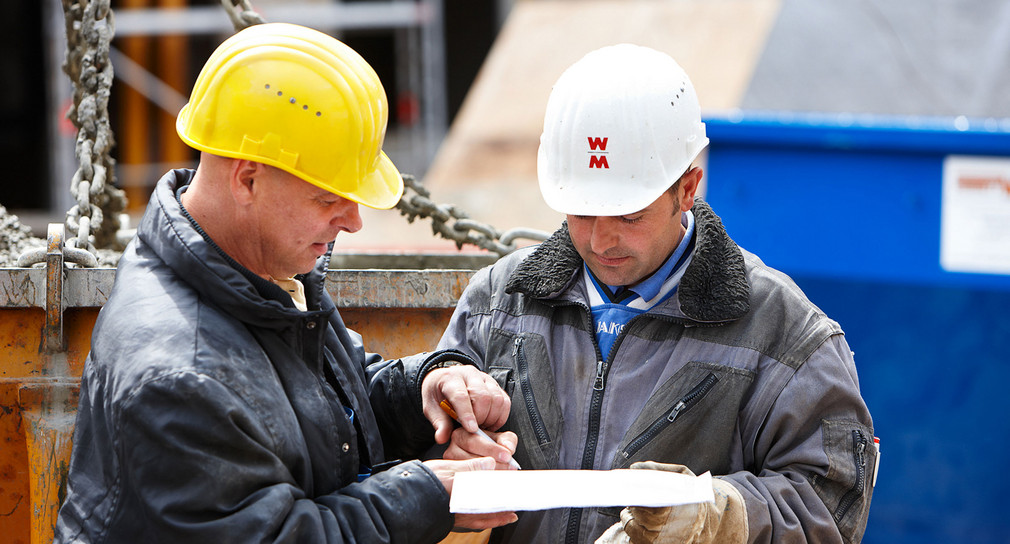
left=704, top=111, right=1010, bottom=544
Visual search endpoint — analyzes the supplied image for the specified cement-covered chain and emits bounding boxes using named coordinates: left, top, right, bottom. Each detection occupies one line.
left=220, top=0, right=266, bottom=31
left=62, top=0, right=126, bottom=259
left=396, top=175, right=549, bottom=256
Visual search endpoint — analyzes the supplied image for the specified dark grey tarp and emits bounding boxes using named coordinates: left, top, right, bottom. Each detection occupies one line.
left=741, top=0, right=1010, bottom=118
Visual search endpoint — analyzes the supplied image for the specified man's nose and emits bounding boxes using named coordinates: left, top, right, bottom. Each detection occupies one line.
left=333, top=198, right=363, bottom=234
left=589, top=218, right=617, bottom=253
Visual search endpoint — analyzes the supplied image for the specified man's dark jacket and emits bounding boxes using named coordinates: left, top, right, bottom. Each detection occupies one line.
left=55, top=169, right=462, bottom=543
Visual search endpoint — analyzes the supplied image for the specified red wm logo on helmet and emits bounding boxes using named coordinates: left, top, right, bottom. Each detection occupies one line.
left=588, top=137, right=609, bottom=169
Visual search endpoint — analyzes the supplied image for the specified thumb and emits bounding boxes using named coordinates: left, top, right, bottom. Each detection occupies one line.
left=464, top=456, right=496, bottom=472
left=431, top=411, right=454, bottom=445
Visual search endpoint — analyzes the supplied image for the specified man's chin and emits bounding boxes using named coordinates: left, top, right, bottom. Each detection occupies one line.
left=588, top=260, right=633, bottom=284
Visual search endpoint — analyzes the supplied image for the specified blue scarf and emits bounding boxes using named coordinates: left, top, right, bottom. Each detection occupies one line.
left=585, top=211, right=695, bottom=361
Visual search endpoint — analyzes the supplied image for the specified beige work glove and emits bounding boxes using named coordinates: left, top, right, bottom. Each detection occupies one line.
left=595, top=462, right=749, bottom=544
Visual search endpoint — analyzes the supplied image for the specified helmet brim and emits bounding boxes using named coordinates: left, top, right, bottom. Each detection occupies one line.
left=348, top=151, right=404, bottom=210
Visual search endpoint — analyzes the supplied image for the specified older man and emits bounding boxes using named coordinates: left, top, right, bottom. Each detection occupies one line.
left=55, top=23, right=516, bottom=543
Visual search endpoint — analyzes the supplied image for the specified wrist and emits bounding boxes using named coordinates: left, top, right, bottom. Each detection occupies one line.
left=416, top=350, right=478, bottom=405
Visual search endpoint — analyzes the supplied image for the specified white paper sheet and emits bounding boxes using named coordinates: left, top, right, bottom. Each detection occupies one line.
left=449, top=469, right=714, bottom=513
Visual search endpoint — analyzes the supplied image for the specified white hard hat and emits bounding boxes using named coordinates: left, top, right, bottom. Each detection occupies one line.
left=537, top=44, right=709, bottom=216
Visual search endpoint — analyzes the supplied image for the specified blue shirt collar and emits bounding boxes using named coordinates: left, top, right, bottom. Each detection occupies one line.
left=607, top=210, right=695, bottom=302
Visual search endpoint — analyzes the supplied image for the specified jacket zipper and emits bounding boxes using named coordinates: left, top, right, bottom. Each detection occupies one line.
left=556, top=303, right=725, bottom=544
left=834, top=429, right=868, bottom=522
left=514, top=336, right=551, bottom=446
left=565, top=307, right=637, bottom=544
left=621, top=372, right=720, bottom=460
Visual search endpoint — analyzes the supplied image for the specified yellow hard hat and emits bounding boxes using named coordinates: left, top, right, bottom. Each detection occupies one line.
left=176, top=22, right=403, bottom=209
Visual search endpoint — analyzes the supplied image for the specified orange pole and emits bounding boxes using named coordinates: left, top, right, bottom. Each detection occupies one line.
left=118, top=0, right=153, bottom=215
left=156, top=0, right=190, bottom=168
left=19, top=383, right=79, bottom=544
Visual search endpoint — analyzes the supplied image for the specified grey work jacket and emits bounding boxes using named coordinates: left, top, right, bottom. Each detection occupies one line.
left=437, top=199, right=876, bottom=544
left=55, top=169, right=464, bottom=543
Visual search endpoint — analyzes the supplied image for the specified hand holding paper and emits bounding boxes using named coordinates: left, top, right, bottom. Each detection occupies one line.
left=595, top=462, right=748, bottom=544
left=423, top=456, right=518, bottom=530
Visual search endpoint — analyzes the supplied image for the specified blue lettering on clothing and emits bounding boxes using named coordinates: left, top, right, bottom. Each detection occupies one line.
left=592, top=303, right=642, bottom=360
left=584, top=211, right=697, bottom=361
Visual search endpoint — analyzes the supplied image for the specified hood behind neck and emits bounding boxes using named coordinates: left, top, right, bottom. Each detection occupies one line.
left=505, top=198, right=749, bottom=323
left=137, top=169, right=328, bottom=329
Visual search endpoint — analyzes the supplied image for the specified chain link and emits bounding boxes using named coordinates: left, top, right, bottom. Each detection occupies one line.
left=220, top=0, right=266, bottom=31
left=62, top=0, right=127, bottom=256
left=396, top=175, right=549, bottom=256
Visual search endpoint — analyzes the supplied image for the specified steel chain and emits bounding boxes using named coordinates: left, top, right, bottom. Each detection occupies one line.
left=220, top=0, right=266, bottom=31
left=396, top=175, right=549, bottom=256
left=62, top=0, right=126, bottom=257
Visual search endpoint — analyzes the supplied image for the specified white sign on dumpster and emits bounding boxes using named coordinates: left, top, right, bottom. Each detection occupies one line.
left=941, top=155, right=1010, bottom=275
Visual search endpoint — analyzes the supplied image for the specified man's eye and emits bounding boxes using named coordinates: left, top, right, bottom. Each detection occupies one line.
left=621, top=216, right=644, bottom=224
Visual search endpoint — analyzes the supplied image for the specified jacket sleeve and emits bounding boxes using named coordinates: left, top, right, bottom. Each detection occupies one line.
left=366, top=348, right=478, bottom=459
left=320, top=292, right=475, bottom=460
left=728, top=334, right=876, bottom=544
left=363, top=267, right=496, bottom=459
left=116, top=371, right=453, bottom=544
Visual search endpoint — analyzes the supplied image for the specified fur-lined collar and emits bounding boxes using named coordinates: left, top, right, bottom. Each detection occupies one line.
left=505, top=198, right=749, bottom=323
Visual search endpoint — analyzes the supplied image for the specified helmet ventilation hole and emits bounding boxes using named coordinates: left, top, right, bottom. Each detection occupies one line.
left=263, top=84, right=315, bottom=114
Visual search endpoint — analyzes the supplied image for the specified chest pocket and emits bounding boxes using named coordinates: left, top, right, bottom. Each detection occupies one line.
left=611, top=361, right=755, bottom=474
left=486, top=328, right=564, bottom=470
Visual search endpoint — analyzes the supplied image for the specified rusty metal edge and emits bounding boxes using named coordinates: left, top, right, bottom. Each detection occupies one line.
left=1, top=268, right=479, bottom=310
left=1, top=268, right=480, bottom=310
left=0, top=267, right=119, bottom=309
left=325, top=269, right=477, bottom=309
left=0, top=267, right=47, bottom=307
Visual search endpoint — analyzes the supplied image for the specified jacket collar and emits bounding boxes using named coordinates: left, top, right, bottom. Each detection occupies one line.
left=137, top=169, right=330, bottom=329
left=505, top=198, right=750, bottom=323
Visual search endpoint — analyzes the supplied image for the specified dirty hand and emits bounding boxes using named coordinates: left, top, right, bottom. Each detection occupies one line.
left=594, top=462, right=749, bottom=544
left=421, top=365, right=511, bottom=444
left=424, top=456, right=518, bottom=530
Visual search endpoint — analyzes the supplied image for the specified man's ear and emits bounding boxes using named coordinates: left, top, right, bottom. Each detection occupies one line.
left=680, top=166, right=703, bottom=212
left=229, top=159, right=263, bottom=205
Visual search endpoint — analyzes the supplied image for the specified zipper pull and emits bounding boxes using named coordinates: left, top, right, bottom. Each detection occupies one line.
left=856, top=433, right=867, bottom=463
left=593, top=360, right=605, bottom=390
left=667, top=400, right=686, bottom=422
left=512, top=336, right=521, bottom=357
